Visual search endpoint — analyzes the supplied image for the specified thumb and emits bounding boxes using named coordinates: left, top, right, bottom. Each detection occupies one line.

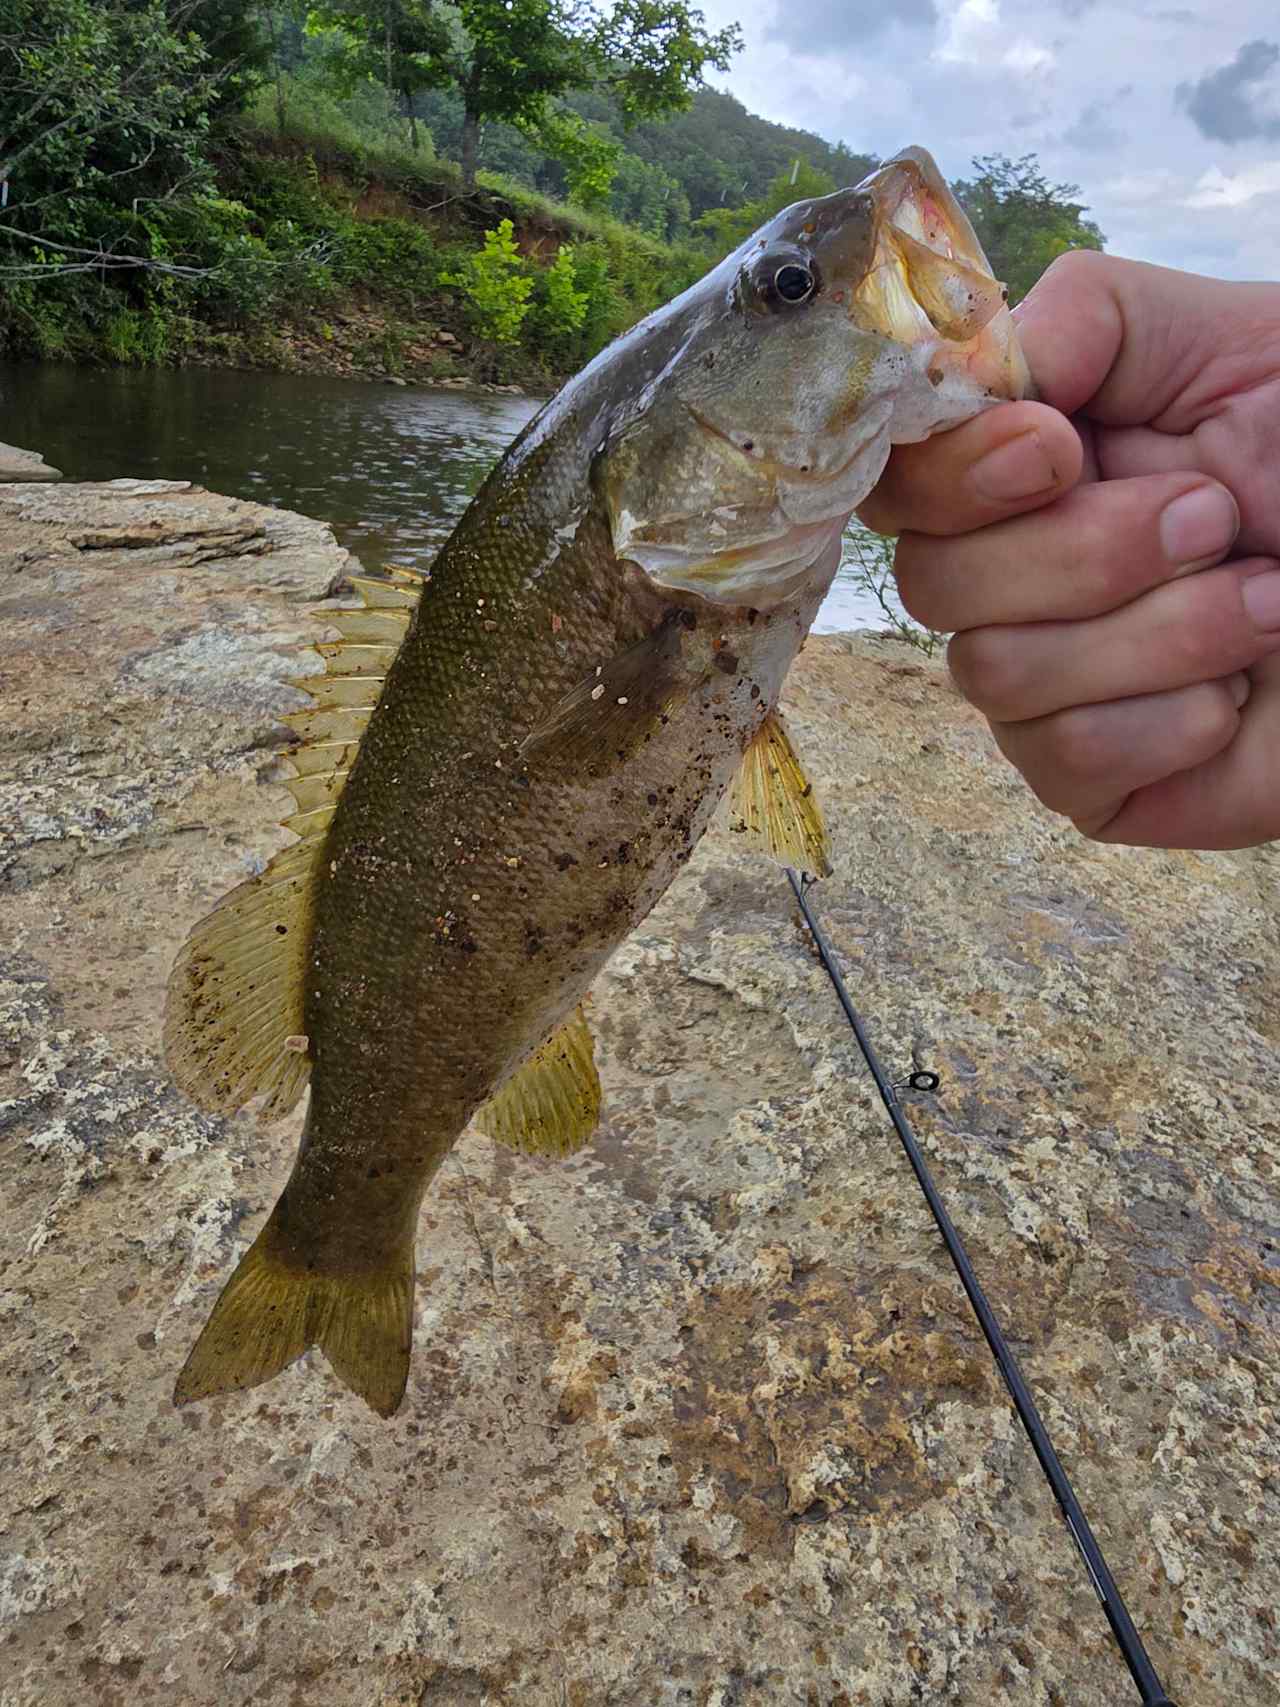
left=1013, top=250, right=1261, bottom=429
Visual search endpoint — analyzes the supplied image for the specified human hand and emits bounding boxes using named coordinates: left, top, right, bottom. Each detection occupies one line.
left=859, top=250, right=1280, bottom=849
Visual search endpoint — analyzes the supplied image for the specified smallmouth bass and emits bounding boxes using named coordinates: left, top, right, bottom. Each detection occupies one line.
left=165, top=148, right=1028, bottom=1416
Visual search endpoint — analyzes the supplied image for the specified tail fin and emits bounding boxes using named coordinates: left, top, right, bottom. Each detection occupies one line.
left=173, top=1203, right=414, bottom=1418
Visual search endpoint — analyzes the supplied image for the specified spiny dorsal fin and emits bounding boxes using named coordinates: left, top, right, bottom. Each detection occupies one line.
left=474, top=1006, right=601, bottom=1157
left=727, top=711, right=832, bottom=880
left=163, top=565, right=428, bottom=1119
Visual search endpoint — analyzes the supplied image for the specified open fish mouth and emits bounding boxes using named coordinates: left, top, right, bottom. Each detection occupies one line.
left=851, top=146, right=1031, bottom=403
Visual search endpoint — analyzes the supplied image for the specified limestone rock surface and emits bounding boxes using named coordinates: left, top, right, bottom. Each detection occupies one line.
left=0, top=442, right=61, bottom=481
left=2, top=481, right=1278, bottom=1707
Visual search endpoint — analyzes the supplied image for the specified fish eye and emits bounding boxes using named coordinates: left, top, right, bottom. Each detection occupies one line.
left=740, top=246, right=819, bottom=312
left=774, top=263, right=815, bottom=304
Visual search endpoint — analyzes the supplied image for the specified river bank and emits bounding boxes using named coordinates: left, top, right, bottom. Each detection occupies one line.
left=0, top=364, right=892, bottom=632
left=186, top=299, right=539, bottom=395
left=2, top=477, right=1278, bottom=1704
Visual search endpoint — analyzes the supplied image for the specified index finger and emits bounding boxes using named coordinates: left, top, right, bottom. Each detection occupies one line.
left=857, top=400, right=1083, bottom=538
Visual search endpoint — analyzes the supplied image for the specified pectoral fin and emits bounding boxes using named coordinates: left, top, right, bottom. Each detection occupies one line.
left=474, top=1006, right=601, bottom=1158
left=728, top=712, right=831, bottom=879
left=520, top=617, right=692, bottom=774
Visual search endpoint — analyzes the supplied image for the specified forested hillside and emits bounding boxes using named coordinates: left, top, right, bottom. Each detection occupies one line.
left=0, top=1, right=1103, bottom=383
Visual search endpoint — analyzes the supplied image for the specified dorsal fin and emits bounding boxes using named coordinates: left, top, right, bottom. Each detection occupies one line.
left=727, top=711, right=831, bottom=881
left=473, top=1006, right=601, bottom=1157
left=163, top=565, right=428, bottom=1119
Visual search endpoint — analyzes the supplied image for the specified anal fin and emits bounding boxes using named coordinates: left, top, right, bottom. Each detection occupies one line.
left=474, top=1006, right=601, bottom=1158
left=728, top=711, right=831, bottom=880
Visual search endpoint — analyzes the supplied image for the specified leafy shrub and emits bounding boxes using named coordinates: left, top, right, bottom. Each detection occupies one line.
left=99, top=308, right=179, bottom=365
left=444, top=219, right=533, bottom=344
left=527, top=243, right=589, bottom=362
left=332, top=218, right=441, bottom=300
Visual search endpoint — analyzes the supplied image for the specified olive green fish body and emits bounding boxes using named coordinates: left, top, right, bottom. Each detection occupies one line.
left=165, top=146, right=1030, bottom=1415
left=292, top=488, right=820, bottom=1267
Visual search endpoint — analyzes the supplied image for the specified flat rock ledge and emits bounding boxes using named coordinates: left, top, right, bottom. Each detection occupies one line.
left=0, top=440, right=62, bottom=481
left=2, top=479, right=1278, bottom=1706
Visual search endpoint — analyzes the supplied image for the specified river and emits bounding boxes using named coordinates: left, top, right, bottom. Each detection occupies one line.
left=4, top=364, right=900, bottom=633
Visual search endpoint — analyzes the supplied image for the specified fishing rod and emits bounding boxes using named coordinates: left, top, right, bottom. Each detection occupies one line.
left=785, top=868, right=1178, bottom=1707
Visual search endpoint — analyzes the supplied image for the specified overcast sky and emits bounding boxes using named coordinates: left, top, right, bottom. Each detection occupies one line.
left=695, top=0, right=1280, bottom=281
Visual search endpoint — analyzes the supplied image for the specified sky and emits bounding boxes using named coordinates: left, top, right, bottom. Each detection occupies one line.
left=693, top=0, right=1280, bottom=281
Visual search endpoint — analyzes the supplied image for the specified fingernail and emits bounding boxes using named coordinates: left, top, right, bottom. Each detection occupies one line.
left=1159, top=485, right=1238, bottom=570
left=1227, top=671, right=1251, bottom=709
left=1242, top=569, right=1280, bottom=632
left=970, top=431, right=1058, bottom=503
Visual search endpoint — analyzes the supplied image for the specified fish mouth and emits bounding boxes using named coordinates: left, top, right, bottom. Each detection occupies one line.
left=832, top=148, right=1028, bottom=406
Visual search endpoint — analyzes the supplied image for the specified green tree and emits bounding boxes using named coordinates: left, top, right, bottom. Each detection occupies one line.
left=427, top=0, right=740, bottom=191
left=529, top=239, right=589, bottom=360
left=307, top=0, right=454, bottom=150
left=444, top=216, right=532, bottom=341
left=607, top=150, right=688, bottom=239
left=694, top=155, right=837, bottom=256
left=185, top=0, right=273, bottom=118
left=954, top=153, right=1105, bottom=305
left=527, top=105, right=620, bottom=208
left=594, top=86, right=876, bottom=220
left=0, top=0, right=225, bottom=277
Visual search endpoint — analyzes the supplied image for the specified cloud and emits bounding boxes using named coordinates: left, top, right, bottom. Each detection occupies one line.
left=1176, top=38, right=1280, bottom=143
left=1183, top=159, right=1280, bottom=208
left=934, top=0, right=999, bottom=65
left=1004, top=39, right=1055, bottom=73
left=1060, top=90, right=1132, bottom=152
left=1097, top=168, right=1183, bottom=205
left=766, top=0, right=937, bottom=53
left=695, top=0, right=1280, bottom=283
left=933, top=0, right=1055, bottom=75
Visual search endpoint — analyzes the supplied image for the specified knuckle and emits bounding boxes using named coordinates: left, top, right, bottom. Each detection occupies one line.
left=1078, top=515, right=1152, bottom=611
left=1039, top=705, right=1106, bottom=786
left=1010, top=709, right=1109, bottom=815
left=1039, top=247, right=1110, bottom=293
left=1037, top=703, right=1126, bottom=802
left=1064, top=484, right=1171, bottom=615
left=1183, top=681, right=1239, bottom=758
left=1155, top=582, right=1245, bottom=681
left=948, top=627, right=1025, bottom=717
left=893, top=538, right=943, bottom=625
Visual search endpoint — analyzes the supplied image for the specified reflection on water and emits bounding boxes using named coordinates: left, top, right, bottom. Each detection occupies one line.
left=4, top=364, right=897, bottom=630
left=3, top=364, right=533, bottom=576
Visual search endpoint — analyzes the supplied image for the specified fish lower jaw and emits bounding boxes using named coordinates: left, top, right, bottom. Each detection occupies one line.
left=625, top=516, right=848, bottom=611
left=887, top=328, right=1030, bottom=444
